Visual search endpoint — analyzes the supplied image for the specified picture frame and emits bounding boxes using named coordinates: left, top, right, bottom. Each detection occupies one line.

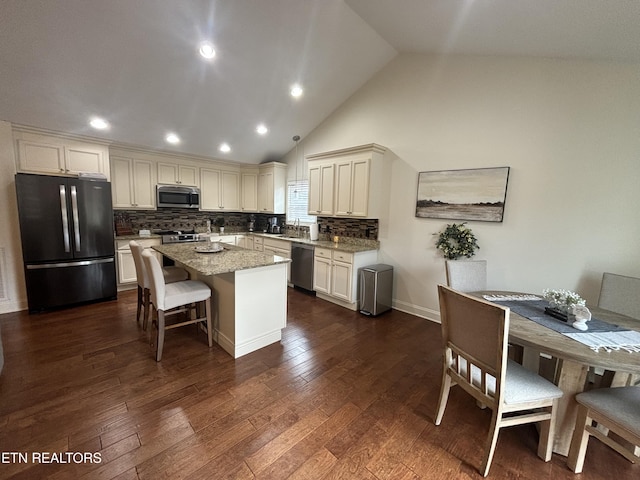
left=415, top=167, right=510, bottom=222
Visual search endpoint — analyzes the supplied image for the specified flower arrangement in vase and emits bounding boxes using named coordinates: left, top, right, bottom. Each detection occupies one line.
left=542, top=288, right=586, bottom=321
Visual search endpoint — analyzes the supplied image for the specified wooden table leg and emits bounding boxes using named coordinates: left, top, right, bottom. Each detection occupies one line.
left=552, top=359, right=588, bottom=456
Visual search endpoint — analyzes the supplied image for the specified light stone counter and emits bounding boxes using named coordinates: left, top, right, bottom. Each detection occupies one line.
left=153, top=242, right=290, bottom=276
left=244, top=233, right=380, bottom=253
left=152, top=242, right=289, bottom=359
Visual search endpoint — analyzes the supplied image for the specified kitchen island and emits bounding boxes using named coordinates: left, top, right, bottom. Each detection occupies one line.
left=153, top=242, right=291, bottom=358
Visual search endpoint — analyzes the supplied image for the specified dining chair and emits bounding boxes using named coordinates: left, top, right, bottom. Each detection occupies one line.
left=435, top=285, right=563, bottom=477
left=598, top=272, right=640, bottom=320
left=142, top=250, right=213, bottom=361
left=445, top=259, right=487, bottom=292
left=130, top=240, right=189, bottom=330
left=593, top=273, right=640, bottom=387
left=567, top=386, right=640, bottom=473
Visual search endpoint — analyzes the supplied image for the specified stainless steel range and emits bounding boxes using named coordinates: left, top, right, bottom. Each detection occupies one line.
left=157, top=230, right=199, bottom=244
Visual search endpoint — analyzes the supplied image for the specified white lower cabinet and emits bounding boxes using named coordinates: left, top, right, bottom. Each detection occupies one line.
left=313, top=247, right=378, bottom=310
left=263, top=238, right=292, bottom=283
left=116, top=238, right=161, bottom=286
left=253, top=236, right=264, bottom=252
left=236, top=235, right=254, bottom=250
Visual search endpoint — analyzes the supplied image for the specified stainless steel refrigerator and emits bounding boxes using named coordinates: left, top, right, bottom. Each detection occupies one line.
left=15, top=174, right=117, bottom=312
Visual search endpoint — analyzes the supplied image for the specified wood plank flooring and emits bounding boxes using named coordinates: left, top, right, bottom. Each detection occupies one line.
left=0, top=288, right=637, bottom=479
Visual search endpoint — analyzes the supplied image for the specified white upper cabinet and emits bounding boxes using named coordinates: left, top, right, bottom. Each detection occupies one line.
left=240, top=169, right=258, bottom=212
left=257, top=162, right=286, bottom=214
left=111, top=156, right=155, bottom=209
left=200, top=167, right=240, bottom=211
left=14, top=129, right=109, bottom=179
left=157, top=162, right=198, bottom=186
left=308, top=161, right=334, bottom=215
left=306, top=144, right=389, bottom=219
left=334, top=157, right=369, bottom=217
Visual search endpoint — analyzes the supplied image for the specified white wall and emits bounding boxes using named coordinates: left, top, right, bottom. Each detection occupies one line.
left=281, top=54, right=640, bottom=320
left=0, top=120, right=27, bottom=313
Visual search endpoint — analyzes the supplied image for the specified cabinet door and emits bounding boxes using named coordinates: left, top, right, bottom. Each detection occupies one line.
left=308, top=164, right=321, bottom=214
left=349, top=159, right=370, bottom=217
left=17, top=140, right=64, bottom=174
left=308, top=163, right=334, bottom=215
left=116, top=249, right=137, bottom=284
left=334, top=160, right=353, bottom=216
left=179, top=165, right=198, bottom=186
left=132, top=160, right=155, bottom=209
left=64, top=146, right=105, bottom=175
left=112, top=157, right=154, bottom=209
left=258, top=171, right=274, bottom=212
left=241, top=172, right=258, bottom=212
left=158, top=163, right=179, bottom=184
left=331, top=260, right=353, bottom=302
left=200, top=168, right=222, bottom=210
left=111, top=157, right=134, bottom=208
left=313, top=257, right=332, bottom=294
left=221, top=171, right=240, bottom=210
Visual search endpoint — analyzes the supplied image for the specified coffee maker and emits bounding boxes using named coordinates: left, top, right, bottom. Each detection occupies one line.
left=267, top=217, right=280, bottom=234
left=248, top=214, right=256, bottom=232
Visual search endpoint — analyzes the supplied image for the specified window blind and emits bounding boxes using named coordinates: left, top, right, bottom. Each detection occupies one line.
left=286, top=180, right=316, bottom=224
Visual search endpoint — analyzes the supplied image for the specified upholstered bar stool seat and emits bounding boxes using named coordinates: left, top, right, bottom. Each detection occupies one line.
left=130, top=240, right=189, bottom=330
left=142, top=250, right=213, bottom=361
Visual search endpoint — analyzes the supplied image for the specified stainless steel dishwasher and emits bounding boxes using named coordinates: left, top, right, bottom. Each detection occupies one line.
left=290, top=243, right=315, bottom=291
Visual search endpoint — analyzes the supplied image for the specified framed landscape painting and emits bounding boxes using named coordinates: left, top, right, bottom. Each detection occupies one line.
left=415, top=167, right=510, bottom=222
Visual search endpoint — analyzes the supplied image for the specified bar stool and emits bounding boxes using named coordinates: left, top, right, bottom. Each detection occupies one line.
left=130, top=240, right=189, bottom=330
left=141, top=250, right=213, bottom=361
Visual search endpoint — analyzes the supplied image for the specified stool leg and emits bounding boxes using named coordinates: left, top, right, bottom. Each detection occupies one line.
left=156, top=310, right=166, bottom=362
left=205, top=297, right=213, bottom=347
left=136, top=285, right=143, bottom=324
left=143, top=288, right=151, bottom=331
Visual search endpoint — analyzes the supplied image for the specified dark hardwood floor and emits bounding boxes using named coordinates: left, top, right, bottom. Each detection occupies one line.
left=0, top=288, right=637, bottom=479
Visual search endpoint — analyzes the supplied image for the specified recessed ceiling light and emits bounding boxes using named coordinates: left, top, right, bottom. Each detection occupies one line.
left=219, top=143, right=231, bottom=153
left=89, top=117, right=109, bottom=130
left=256, top=124, right=268, bottom=135
left=199, top=42, right=216, bottom=60
left=290, top=84, right=303, bottom=98
left=165, top=133, right=180, bottom=145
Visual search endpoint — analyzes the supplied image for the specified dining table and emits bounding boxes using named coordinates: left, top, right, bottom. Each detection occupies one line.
left=473, top=291, right=640, bottom=456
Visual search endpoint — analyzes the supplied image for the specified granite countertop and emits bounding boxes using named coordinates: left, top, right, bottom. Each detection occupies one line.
left=248, top=232, right=379, bottom=253
left=117, top=232, right=379, bottom=253
left=115, top=234, right=163, bottom=241
left=153, top=242, right=291, bottom=276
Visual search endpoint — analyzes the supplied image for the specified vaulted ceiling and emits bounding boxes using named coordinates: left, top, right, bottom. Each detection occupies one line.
left=1, top=1, right=638, bottom=164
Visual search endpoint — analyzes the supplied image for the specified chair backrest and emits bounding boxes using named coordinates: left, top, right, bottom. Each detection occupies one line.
left=129, top=240, right=149, bottom=289
left=438, top=284, right=509, bottom=408
left=445, top=260, right=487, bottom=292
left=142, top=249, right=166, bottom=311
left=598, top=272, right=640, bottom=320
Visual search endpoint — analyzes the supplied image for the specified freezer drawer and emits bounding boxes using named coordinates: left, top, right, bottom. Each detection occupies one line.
left=358, top=264, right=393, bottom=316
left=24, top=258, right=117, bottom=312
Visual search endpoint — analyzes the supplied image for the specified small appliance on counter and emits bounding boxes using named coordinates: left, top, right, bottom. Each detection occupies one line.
left=248, top=214, right=256, bottom=232
left=267, top=216, right=280, bottom=234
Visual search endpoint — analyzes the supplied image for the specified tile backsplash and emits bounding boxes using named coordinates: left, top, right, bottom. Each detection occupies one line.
left=115, top=210, right=378, bottom=240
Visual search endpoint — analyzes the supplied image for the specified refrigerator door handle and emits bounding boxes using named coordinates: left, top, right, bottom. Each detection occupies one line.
left=59, top=185, right=71, bottom=253
left=70, top=185, right=81, bottom=251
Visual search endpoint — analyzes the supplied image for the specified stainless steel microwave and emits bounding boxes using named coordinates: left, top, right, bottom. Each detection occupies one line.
left=156, top=185, right=200, bottom=209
